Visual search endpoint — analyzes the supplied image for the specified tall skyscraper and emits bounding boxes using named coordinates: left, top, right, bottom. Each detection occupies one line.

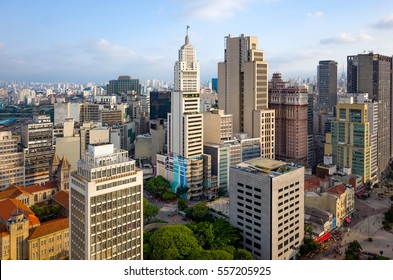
left=269, top=73, right=308, bottom=165
left=229, top=158, right=304, bottom=260
left=156, top=29, right=206, bottom=200
left=347, top=53, right=392, bottom=176
left=218, top=34, right=275, bottom=159
left=22, top=115, right=54, bottom=186
left=317, top=60, right=337, bottom=113
left=70, top=143, right=143, bottom=260
left=168, top=30, right=203, bottom=157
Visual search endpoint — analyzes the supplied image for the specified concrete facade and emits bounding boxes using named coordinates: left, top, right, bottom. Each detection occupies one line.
left=229, top=158, right=304, bottom=260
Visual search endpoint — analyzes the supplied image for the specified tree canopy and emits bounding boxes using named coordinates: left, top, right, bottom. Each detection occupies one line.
left=143, top=198, right=159, bottom=224
left=345, top=240, right=362, bottom=260
left=148, top=225, right=203, bottom=260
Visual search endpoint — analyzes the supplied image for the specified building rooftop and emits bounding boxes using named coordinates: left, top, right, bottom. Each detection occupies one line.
left=327, top=184, right=348, bottom=196
left=233, top=157, right=302, bottom=178
left=0, top=198, right=39, bottom=227
left=52, top=190, right=69, bottom=210
left=23, top=181, right=58, bottom=193
left=28, top=218, right=69, bottom=240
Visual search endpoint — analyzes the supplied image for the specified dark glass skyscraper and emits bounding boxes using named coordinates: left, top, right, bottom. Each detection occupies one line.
left=149, top=91, right=171, bottom=120
left=317, top=60, right=337, bottom=113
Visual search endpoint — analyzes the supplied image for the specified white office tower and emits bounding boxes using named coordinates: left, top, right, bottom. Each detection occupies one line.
left=70, top=143, right=143, bottom=260
left=156, top=29, right=205, bottom=200
left=168, top=30, right=203, bottom=157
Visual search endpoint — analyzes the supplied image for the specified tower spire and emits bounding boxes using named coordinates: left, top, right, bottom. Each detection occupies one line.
left=185, top=25, right=190, bottom=44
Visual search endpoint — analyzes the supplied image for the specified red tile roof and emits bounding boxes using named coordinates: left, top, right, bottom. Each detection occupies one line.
left=327, top=184, right=347, bottom=196
left=28, top=218, right=69, bottom=240
left=52, top=190, right=69, bottom=210
left=0, top=185, right=31, bottom=201
left=0, top=198, right=39, bottom=227
left=24, top=181, right=58, bottom=193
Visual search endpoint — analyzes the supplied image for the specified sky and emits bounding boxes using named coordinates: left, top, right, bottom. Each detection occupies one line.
left=1, top=0, right=393, bottom=83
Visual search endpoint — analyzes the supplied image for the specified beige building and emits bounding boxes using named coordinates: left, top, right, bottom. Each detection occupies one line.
left=70, top=143, right=143, bottom=260
left=203, top=109, right=232, bottom=145
left=0, top=131, right=25, bottom=191
left=305, top=184, right=355, bottom=227
left=79, top=122, right=110, bottom=158
left=28, top=218, right=69, bottom=260
left=218, top=34, right=275, bottom=159
left=0, top=198, right=69, bottom=260
left=55, top=118, right=80, bottom=171
left=229, top=158, right=304, bottom=260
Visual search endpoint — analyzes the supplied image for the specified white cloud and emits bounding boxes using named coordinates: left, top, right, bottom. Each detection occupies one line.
left=372, top=13, right=393, bottom=29
left=306, top=11, right=324, bottom=19
left=93, top=39, right=136, bottom=61
left=320, top=32, right=372, bottom=44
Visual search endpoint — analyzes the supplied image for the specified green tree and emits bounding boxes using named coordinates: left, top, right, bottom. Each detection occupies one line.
left=186, top=202, right=210, bottom=222
left=143, top=198, right=159, bottom=224
left=188, top=222, right=216, bottom=249
left=234, top=248, right=253, bottom=260
left=149, top=225, right=203, bottom=260
left=212, top=218, right=240, bottom=247
left=146, top=176, right=170, bottom=196
left=177, top=197, right=188, bottom=211
left=161, top=190, right=177, bottom=202
left=299, top=237, right=319, bottom=258
left=345, top=240, right=362, bottom=260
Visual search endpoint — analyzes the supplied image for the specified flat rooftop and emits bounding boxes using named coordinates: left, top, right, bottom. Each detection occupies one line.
left=244, top=157, right=287, bottom=171
left=233, top=157, right=302, bottom=178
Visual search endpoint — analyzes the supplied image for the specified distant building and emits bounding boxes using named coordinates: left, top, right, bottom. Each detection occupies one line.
left=229, top=158, right=304, bottom=260
left=0, top=131, right=25, bottom=191
left=269, top=73, right=308, bottom=165
left=22, top=115, right=54, bottom=186
left=107, top=75, right=141, bottom=95
left=317, top=60, right=337, bottom=113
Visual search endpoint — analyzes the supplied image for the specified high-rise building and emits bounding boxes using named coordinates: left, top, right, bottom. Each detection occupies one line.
left=307, top=92, right=316, bottom=168
left=347, top=53, right=392, bottom=177
left=317, top=60, right=337, bottom=113
left=107, top=76, right=141, bottom=95
left=0, top=131, right=25, bottom=191
left=168, top=31, right=203, bottom=158
left=325, top=94, right=376, bottom=183
left=22, top=115, right=54, bottom=186
left=70, top=143, right=143, bottom=260
left=156, top=30, right=206, bottom=200
left=218, top=34, right=275, bottom=159
left=229, top=158, right=304, bottom=260
left=269, top=73, right=308, bottom=165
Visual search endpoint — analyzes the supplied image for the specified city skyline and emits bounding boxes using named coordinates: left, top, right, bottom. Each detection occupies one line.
left=1, top=0, right=393, bottom=82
